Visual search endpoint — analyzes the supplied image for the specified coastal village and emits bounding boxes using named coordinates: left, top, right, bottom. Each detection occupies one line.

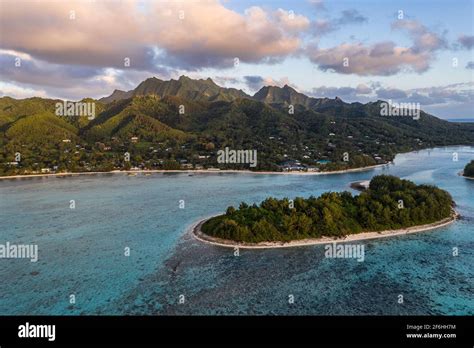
left=1, top=127, right=392, bottom=175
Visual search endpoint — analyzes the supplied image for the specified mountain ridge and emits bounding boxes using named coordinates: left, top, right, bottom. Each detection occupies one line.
left=100, top=75, right=250, bottom=104
left=97, top=76, right=388, bottom=116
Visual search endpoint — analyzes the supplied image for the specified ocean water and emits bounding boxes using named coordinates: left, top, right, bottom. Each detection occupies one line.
left=446, top=118, right=474, bottom=123
left=0, top=146, right=473, bottom=315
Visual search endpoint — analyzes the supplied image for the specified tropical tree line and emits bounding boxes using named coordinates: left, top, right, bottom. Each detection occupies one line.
left=464, top=160, right=474, bottom=178
left=201, top=175, right=454, bottom=243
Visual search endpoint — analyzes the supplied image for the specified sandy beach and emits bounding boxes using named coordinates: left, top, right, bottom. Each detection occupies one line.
left=191, top=210, right=459, bottom=249
left=349, top=180, right=371, bottom=191
left=0, top=163, right=389, bottom=181
left=458, top=171, right=474, bottom=180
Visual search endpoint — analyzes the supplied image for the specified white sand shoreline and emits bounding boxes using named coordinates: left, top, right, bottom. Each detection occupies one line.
left=0, top=163, right=389, bottom=181
left=191, top=210, right=459, bottom=249
left=458, top=171, right=474, bottom=180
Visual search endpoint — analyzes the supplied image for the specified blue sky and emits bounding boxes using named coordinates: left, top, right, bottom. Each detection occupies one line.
left=0, top=0, right=472, bottom=118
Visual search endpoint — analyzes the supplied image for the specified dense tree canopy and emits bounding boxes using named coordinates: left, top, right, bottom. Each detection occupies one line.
left=201, top=175, right=454, bottom=243
left=464, top=160, right=474, bottom=178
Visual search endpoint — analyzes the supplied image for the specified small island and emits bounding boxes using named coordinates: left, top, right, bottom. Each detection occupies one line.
left=462, top=160, right=474, bottom=179
left=197, top=175, right=457, bottom=247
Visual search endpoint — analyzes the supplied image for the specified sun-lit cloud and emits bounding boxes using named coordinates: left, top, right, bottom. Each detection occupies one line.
left=307, top=41, right=431, bottom=75
left=308, top=19, right=446, bottom=76
left=147, top=4, right=309, bottom=69
left=391, top=19, right=447, bottom=52
left=275, top=8, right=311, bottom=33
left=243, top=76, right=293, bottom=91
left=0, top=83, right=49, bottom=99
left=0, top=0, right=310, bottom=71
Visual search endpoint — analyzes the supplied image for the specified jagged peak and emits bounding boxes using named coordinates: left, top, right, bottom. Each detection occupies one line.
left=100, top=75, right=249, bottom=104
left=256, top=84, right=298, bottom=93
left=142, top=76, right=160, bottom=82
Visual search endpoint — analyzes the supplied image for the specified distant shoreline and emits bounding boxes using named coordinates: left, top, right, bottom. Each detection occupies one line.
left=0, top=163, right=389, bottom=181
left=191, top=210, right=459, bottom=249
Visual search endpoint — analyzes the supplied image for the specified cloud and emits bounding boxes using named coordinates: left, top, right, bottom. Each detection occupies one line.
left=0, top=83, right=49, bottom=99
left=466, top=61, right=474, bottom=69
left=337, top=10, right=368, bottom=25
left=213, top=76, right=241, bottom=87
left=150, top=4, right=309, bottom=69
left=376, top=88, right=408, bottom=99
left=308, top=0, right=326, bottom=10
left=307, top=84, right=376, bottom=102
left=385, top=83, right=473, bottom=106
left=309, top=86, right=358, bottom=99
left=355, top=83, right=372, bottom=94
left=275, top=9, right=311, bottom=33
left=290, top=80, right=474, bottom=119
left=312, top=19, right=335, bottom=35
left=458, top=35, right=474, bottom=49
left=0, top=0, right=310, bottom=71
left=391, top=20, right=447, bottom=52
left=244, top=76, right=265, bottom=91
left=417, top=83, right=472, bottom=104
left=0, top=55, right=178, bottom=101
left=0, top=50, right=104, bottom=88
left=262, top=76, right=292, bottom=88
left=306, top=82, right=473, bottom=110
left=308, top=19, right=446, bottom=76
left=311, top=9, right=367, bottom=36
left=0, top=49, right=176, bottom=99
left=307, top=42, right=431, bottom=75
left=0, top=1, right=152, bottom=69
left=402, top=92, right=437, bottom=105
left=243, top=75, right=292, bottom=91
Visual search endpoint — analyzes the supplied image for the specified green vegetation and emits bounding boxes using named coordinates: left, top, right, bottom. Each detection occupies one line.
left=1, top=76, right=474, bottom=176
left=201, top=175, right=454, bottom=243
left=464, top=160, right=474, bottom=178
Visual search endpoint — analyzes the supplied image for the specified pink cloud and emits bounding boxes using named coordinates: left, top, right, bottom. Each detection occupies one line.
left=308, top=19, right=446, bottom=76
left=0, top=0, right=310, bottom=70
